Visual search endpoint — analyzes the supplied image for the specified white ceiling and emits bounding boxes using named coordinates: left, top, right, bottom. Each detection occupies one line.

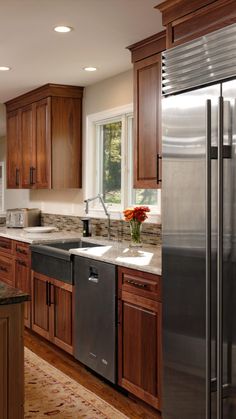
left=0, top=0, right=164, bottom=106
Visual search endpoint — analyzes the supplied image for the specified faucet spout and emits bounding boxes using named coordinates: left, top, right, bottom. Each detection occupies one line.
left=84, top=194, right=111, bottom=240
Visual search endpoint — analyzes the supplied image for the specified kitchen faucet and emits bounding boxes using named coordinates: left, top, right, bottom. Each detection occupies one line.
left=84, top=193, right=111, bottom=240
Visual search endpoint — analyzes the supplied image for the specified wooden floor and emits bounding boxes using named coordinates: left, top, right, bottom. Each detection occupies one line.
left=24, top=329, right=162, bottom=419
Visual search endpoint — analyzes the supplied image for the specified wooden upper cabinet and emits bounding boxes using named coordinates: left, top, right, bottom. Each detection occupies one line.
left=156, top=0, right=236, bottom=48
left=5, top=83, right=83, bottom=189
left=128, top=32, right=165, bottom=189
left=7, top=111, right=21, bottom=188
left=20, top=104, right=35, bottom=188
left=34, top=98, right=51, bottom=188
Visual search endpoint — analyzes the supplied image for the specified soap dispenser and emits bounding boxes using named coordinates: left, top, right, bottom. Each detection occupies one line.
left=81, top=218, right=91, bottom=237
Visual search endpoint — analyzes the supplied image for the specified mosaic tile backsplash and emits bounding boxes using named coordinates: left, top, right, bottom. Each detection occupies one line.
left=41, top=213, right=161, bottom=246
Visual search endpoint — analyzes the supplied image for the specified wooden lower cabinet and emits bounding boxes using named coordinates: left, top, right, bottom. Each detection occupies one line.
left=0, top=303, right=24, bottom=419
left=0, top=253, right=14, bottom=286
left=31, top=271, right=74, bottom=354
left=118, top=267, right=162, bottom=410
left=15, top=258, right=31, bottom=328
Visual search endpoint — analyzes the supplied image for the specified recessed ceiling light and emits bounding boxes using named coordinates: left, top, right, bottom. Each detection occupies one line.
left=83, top=66, right=97, bottom=72
left=54, top=26, right=73, bottom=33
left=0, top=66, right=11, bottom=71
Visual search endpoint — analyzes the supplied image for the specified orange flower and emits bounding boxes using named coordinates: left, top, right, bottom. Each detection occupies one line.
left=123, top=206, right=150, bottom=223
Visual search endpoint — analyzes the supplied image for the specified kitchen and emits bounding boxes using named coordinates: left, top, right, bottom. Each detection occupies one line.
left=0, top=1, right=236, bottom=419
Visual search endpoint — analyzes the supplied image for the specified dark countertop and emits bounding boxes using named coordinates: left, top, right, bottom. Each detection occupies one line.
left=0, top=281, right=30, bottom=305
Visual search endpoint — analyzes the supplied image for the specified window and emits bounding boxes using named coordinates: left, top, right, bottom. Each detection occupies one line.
left=85, top=105, right=160, bottom=218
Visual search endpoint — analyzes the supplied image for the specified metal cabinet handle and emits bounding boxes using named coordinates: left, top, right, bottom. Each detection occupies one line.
left=0, top=243, right=9, bottom=249
left=17, top=248, right=27, bottom=255
left=31, top=167, right=36, bottom=185
left=17, top=260, right=27, bottom=267
left=157, top=154, right=162, bottom=184
left=16, top=168, right=20, bottom=186
left=126, top=279, right=147, bottom=288
left=46, top=281, right=49, bottom=306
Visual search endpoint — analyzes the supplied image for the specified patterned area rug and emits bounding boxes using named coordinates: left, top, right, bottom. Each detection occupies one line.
left=24, top=347, right=128, bottom=419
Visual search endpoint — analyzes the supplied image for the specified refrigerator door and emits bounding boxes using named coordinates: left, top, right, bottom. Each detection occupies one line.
left=221, top=80, right=236, bottom=419
left=162, top=84, right=221, bottom=419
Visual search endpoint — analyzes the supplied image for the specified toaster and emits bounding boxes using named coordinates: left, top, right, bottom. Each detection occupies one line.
left=6, top=208, right=41, bottom=228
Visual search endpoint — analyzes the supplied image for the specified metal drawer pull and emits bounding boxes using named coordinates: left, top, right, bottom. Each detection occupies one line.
left=17, top=260, right=27, bottom=267
left=17, top=248, right=27, bottom=255
left=0, top=243, right=9, bottom=249
left=126, top=279, right=147, bottom=288
left=88, top=276, right=99, bottom=284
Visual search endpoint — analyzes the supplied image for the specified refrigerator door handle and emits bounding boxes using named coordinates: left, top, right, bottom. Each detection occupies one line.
left=206, top=99, right=212, bottom=419
left=217, top=96, right=224, bottom=419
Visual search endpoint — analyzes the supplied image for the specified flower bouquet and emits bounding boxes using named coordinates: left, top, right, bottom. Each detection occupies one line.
left=123, top=206, right=150, bottom=247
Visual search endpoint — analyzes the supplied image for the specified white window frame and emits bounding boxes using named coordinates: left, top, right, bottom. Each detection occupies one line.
left=85, top=105, right=161, bottom=222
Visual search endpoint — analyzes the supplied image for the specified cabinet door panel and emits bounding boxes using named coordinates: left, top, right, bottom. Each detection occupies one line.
left=15, top=259, right=31, bottom=328
left=134, top=54, right=162, bottom=189
left=119, top=294, right=162, bottom=409
left=7, top=111, right=21, bottom=188
left=35, top=98, right=51, bottom=188
left=0, top=254, right=14, bottom=287
left=123, top=302, right=157, bottom=393
left=31, top=274, right=49, bottom=339
left=20, top=105, right=35, bottom=188
left=52, top=282, right=73, bottom=354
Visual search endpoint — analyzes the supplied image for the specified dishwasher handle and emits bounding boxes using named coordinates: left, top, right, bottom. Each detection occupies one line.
left=88, top=276, right=99, bottom=284
left=88, top=266, right=99, bottom=283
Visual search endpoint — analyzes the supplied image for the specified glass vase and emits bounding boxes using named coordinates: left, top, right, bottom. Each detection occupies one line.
left=129, top=220, right=142, bottom=248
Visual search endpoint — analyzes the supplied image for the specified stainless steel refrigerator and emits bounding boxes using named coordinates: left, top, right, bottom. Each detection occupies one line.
left=162, top=23, right=236, bottom=419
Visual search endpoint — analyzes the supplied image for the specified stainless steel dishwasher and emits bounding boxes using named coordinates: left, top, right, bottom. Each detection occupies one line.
left=74, top=256, right=117, bottom=384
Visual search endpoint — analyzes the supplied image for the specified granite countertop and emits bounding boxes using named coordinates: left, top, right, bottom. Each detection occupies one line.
left=70, top=237, right=162, bottom=276
left=0, top=227, right=82, bottom=244
left=0, top=228, right=162, bottom=275
left=0, top=281, right=30, bottom=305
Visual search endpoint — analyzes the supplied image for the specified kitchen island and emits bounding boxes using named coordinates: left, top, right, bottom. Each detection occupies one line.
left=0, top=281, right=29, bottom=419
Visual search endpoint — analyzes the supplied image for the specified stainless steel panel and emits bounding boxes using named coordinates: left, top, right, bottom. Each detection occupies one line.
left=162, top=24, right=236, bottom=96
left=221, top=80, right=236, bottom=419
left=162, top=84, right=220, bottom=419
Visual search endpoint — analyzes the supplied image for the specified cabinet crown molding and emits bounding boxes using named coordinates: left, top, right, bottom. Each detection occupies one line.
left=127, top=31, right=166, bottom=63
left=5, top=83, right=84, bottom=112
left=155, top=0, right=216, bottom=26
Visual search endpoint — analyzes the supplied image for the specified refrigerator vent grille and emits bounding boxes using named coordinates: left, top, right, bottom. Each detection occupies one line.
left=162, top=23, right=236, bottom=96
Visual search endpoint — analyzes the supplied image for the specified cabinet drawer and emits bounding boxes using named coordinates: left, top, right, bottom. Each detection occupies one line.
left=118, top=267, right=161, bottom=301
left=14, top=241, right=30, bottom=263
left=0, top=237, right=13, bottom=255
left=0, top=254, right=14, bottom=286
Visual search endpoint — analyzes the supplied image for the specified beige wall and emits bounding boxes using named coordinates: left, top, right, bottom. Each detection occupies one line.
left=2, top=69, right=133, bottom=214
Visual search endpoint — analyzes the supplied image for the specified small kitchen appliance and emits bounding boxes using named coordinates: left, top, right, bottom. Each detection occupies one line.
left=6, top=208, right=41, bottom=228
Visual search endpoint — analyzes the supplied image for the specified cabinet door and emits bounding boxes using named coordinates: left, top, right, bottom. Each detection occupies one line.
left=0, top=253, right=14, bottom=287
left=35, top=98, right=51, bottom=188
left=20, top=104, right=36, bottom=188
left=51, top=279, right=73, bottom=355
left=15, top=259, right=31, bottom=328
left=0, top=304, right=24, bottom=419
left=31, top=272, right=50, bottom=340
left=134, top=53, right=162, bottom=189
left=7, top=110, right=21, bottom=188
left=118, top=291, right=162, bottom=410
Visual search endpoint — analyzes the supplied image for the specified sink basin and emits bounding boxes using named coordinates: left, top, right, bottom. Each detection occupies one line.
left=30, top=240, right=104, bottom=284
left=45, top=240, right=103, bottom=251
